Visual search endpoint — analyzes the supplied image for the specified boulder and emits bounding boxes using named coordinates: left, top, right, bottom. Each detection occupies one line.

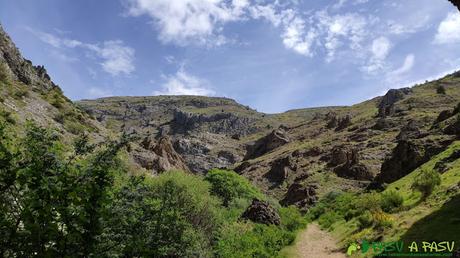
left=328, top=146, right=359, bottom=166
left=435, top=110, right=453, bottom=123
left=434, top=150, right=460, bottom=173
left=266, top=156, right=296, bottom=182
left=241, top=199, right=281, bottom=225
left=280, top=183, right=318, bottom=210
left=244, top=128, right=290, bottom=160
left=443, top=118, right=460, bottom=135
left=377, top=88, right=412, bottom=117
left=336, top=115, right=352, bottom=131
left=372, top=118, right=396, bottom=130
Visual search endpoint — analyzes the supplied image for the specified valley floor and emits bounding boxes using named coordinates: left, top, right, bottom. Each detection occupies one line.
left=282, top=223, right=346, bottom=258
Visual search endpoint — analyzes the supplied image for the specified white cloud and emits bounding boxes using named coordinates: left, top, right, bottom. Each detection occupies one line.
left=390, top=54, right=415, bottom=77
left=32, top=30, right=135, bottom=76
left=91, top=41, right=135, bottom=76
left=371, top=36, right=391, bottom=60
left=361, top=36, right=392, bottom=74
left=434, top=12, right=460, bottom=44
left=124, top=0, right=250, bottom=46
left=87, top=87, right=113, bottom=98
left=154, top=69, right=215, bottom=96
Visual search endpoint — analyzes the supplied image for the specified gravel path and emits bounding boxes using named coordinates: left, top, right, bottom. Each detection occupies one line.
left=289, top=223, right=346, bottom=258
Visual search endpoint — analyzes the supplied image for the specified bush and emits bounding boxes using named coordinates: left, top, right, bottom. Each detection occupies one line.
left=0, top=63, right=9, bottom=83
left=411, top=169, right=441, bottom=200
left=279, top=206, right=307, bottom=232
left=381, top=190, right=404, bottom=213
left=13, top=88, right=29, bottom=99
left=205, top=169, right=263, bottom=206
left=102, top=171, right=222, bottom=257
left=357, top=210, right=374, bottom=229
left=215, top=222, right=295, bottom=258
left=318, top=211, right=342, bottom=229
left=436, top=85, right=446, bottom=94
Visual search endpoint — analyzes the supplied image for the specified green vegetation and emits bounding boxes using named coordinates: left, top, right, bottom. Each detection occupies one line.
left=411, top=168, right=441, bottom=200
left=436, top=85, right=446, bottom=94
left=205, top=169, right=263, bottom=206
left=0, top=122, right=306, bottom=257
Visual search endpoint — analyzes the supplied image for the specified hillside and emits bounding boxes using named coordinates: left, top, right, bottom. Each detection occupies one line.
left=1, top=3, right=460, bottom=255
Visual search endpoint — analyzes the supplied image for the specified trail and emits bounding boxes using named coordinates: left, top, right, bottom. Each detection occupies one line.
left=287, top=223, right=346, bottom=258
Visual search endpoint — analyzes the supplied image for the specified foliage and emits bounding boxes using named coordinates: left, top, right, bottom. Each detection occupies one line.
left=436, top=85, right=446, bottom=94
left=100, top=171, right=222, bottom=257
left=411, top=169, right=441, bottom=200
left=215, top=222, right=296, bottom=258
left=205, top=169, right=263, bottom=206
left=0, top=122, right=127, bottom=257
left=0, top=63, right=9, bottom=84
left=381, top=190, right=404, bottom=213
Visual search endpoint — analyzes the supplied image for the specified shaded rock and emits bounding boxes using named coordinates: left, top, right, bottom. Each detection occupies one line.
left=435, top=110, right=453, bottom=123
left=241, top=199, right=281, bottom=225
left=266, top=156, right=296, bottom=182
left=334, top=163, right=373, bottom=181
left=244, top=128, right=290, bottom=160
left=336, top=115, right=352, bottom=131
left=376, top=138, right=452, bottom=183
left=434, top=150, right=460, bottom=173
left=329, top=146, right=359, bottom=166
left=292, top=146, right=322, bottom=158
left=396, top=120, right=422, bottom=141
left=280, top=183, right=318, bottom=210
left=326, top=112, right=338, bottom=129
left=372, top=118, right=396, bottom=130
left=443, top=117, right=460, bottom=135
left=378, top=88, right=412, bottom=117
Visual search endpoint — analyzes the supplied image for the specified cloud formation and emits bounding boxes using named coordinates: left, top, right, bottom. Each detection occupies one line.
left=31, top=30, right=135, bottom=76
left=154, top=69, right=215, bottom=96
left=434, top=12, right=460, bottom=44
left=124, top=0, right=249, bottom=46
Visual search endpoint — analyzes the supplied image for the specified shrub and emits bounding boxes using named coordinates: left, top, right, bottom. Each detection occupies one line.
left=102, top=171, right=222, bottom=257
left=411, top=169, right=441, bottom=200
left=357, top=210, right=374, bottom=229
left=279, top=206, right=307, bottom=232
left=205, top=169, right=262, bottom=206
left=318, top=211, right=342, bottom=229
left=215, top=222, right=295, bottom=258
left=13, top=88, right=29, bottom=99
left=436, top=85, right=446, bottom=94
left=381, top=190, right=404, bottom=213
left=0, top=63, right=9, bottom=83
left=372, top=210, right=394, bottom=229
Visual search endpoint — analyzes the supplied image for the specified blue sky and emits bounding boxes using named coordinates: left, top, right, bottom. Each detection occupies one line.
left=1, top=0, right=459, bottom=113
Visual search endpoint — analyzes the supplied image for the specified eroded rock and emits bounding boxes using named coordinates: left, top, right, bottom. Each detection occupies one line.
left=244, top=128, right=290, bottom=160
left=378, top=88, right=412, bottom=117
left=241, top=199, right=281, bottom=225
left=280, top=183, right=318, bottom=210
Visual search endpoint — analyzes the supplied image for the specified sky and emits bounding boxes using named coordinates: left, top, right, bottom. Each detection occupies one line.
left=0, top=0, right=459, bottom=113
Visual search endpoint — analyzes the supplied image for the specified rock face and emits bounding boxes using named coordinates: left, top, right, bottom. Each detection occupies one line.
left=434, top=150, right=460, bottom=173
left=396, top=120, right=422, bottom=141
left=376, top=137, right=452, bottom=183
left=0, top=25, right=56, bottom=91
left=133, top=136, right=189, bottom=174
left=172, top=109, right=257, bottom=136
left=244, top=128, right=290, bottom=160
left=378, top=88, right=412, bottom=117
left=266, top=156, right=296, bottom=182
left=280, top=183, right=318, bottom=210
left=329, top=146, right=373, bottom=180
left=241, top=199, right=281, bottom=225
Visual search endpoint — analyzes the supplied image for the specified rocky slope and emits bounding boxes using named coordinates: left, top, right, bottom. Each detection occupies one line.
left=1, top=19, right=460, bottom=212
left=79, top=73, right=460, bottom=208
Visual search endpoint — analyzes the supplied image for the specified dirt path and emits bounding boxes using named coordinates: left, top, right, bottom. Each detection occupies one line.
left=285, top=223, right=346, bottom=258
